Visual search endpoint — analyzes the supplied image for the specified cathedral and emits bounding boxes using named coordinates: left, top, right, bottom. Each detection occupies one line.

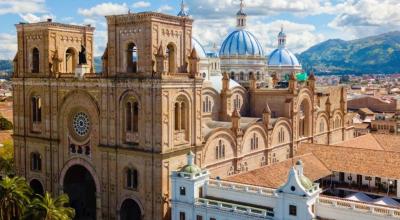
left=12, top=1, right=353, bottom=220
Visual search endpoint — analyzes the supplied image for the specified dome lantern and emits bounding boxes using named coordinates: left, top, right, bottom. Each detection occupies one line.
left=236, top=0, right=247, bottom=29
left=278, top=25, right=287, bottom=48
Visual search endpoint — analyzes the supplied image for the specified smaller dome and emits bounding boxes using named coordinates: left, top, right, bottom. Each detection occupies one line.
left=192, top=38, right=207, bottom=59
left=180, top=164, right=201, bottom=174
left=299, top=175, right=314, bottom=190
left=268, top=48, right=300, bottom=67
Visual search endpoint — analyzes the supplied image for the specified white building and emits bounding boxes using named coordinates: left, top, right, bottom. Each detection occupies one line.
left=171, top=138, right=400, bottom=220
left=172, top=152, right=320, bottom=220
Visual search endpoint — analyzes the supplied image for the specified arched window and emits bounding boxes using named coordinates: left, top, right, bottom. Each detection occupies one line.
left=65, top=48, right=76, bottom=73
left=230, top=72, right=235, bottom=80
left=240, top=72, right=244, bottom=80
left=126, top=168, right=138, bottom=190
left=203, top=96, right=213, bottom=113
left=298, top=100, right=310, bottom=138
left=251, top=133, right=259, bottom=150
left=233, top=94, right=241, bottom=110
left=174, top=96, right=188, bottom=132
left=278, top=127, right=285, bottom=143
left=32, top=48, right=39, bottom=73
left=167, top=43, right=176, bottom=73
left=215, top=140, right=225, bottom=160
left=126, top=100, right=139, bottom=133
left=31, top=96, right=42, bottom=123
left=256, top=72, right=261, bottom=80
left=319, top=120, right=325, bottom=133
left=31, top=152, right=42, bottom=171
left=334, top=116, right=341, bottom=129
left=127, top=43, right=138, bottom=73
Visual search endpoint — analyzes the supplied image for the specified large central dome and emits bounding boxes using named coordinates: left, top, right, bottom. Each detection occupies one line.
left=219, top=29, right=264, bottom=57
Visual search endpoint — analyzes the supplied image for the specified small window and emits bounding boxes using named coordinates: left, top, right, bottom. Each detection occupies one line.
left=210, top=218, right=216, bottom=220
left=126, top=168, right=138, bottom=190
left=198, top=186, right=203, bottom=197
left=180, top=186, right=186, bottom=195
left=289, top=205, right=297, bottom=216
left=215, top=140, right=225, bottom=160
left=196, top=215, right=203, bottom=220
left=31, top=96, right=42, bottom=123
left=32, top=48, right=40, bottom=73
left=179, top=212, right=185, bottom=220
left=31, top=152, right=42, bottom=171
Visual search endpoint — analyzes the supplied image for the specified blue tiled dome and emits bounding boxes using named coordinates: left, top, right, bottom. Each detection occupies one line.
left=192, top=38, right=207, bottom=59
left=219, top=29, right=264, bottom=57
left=268, top=48, right=300, bottom=67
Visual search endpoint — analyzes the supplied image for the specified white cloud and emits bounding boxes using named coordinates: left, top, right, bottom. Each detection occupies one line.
left=156, top=5, right=173, bottom=13
left=19, top=13, right=54, bottom=23
left=132, top=1, right=151, bottom=9
left=93, top=30, right=108, bottom=60
left=78, top=3, right=128, bottom=17
left=186, top=0, right=344, bottom=19
left=328, top=0, right=400, bottom=38
left=193, top=18, right=325, bottom=54
left=0, top=33, right=17, bottom=60
left=0, top=0, right=46, bottom=15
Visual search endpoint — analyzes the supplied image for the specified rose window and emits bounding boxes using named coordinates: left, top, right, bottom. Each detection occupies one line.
left=73, top=112, right=90, bottom=137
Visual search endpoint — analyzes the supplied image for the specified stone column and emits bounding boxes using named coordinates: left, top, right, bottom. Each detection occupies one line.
left=96, top=192, right=102, bottom=220
left=397, top=180, right=400, bottom=198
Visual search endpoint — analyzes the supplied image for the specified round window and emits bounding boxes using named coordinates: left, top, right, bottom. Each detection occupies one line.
left=72, top=112, right=90, bottom=137
left=291, top=186, right=296, bottom=192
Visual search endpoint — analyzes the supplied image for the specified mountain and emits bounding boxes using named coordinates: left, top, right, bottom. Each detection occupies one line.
left=0, top=60, right=12, bottom=72
left=299, top=31, right=400, bottom=74
left=94, top=56, right=102, bottom=73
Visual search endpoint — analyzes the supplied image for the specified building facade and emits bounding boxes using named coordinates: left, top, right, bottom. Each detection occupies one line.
left=12, top=6, right=353, bottom=220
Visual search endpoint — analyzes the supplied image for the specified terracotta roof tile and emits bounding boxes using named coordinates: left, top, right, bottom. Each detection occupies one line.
left=338, top=133, right=400, bottom=152
left=337, top=133, right=384, bottom=150
left=224, top=153, right=332, bottom=189
left=297, top=143, right=400, bottom=180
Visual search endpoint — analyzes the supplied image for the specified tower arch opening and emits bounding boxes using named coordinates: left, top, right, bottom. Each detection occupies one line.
left=120, top=199, right=142, bottom=220
left=63, top=164, right=96, bottom=220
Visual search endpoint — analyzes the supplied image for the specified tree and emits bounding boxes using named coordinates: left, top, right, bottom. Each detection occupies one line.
left=0, top=157, right=14, bottom=177
left=0, top=176, right=32, bottom=220
left=0, top=139, right=14, bottom=176
left=0, top=117, right=12, bottom=130
left=24, top=192, right=75, bottom=220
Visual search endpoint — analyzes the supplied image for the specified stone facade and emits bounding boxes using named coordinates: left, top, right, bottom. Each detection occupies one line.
left=13, top=12, right=353, bottom=220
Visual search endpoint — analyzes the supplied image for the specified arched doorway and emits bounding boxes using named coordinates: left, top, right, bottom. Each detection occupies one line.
left=120, top=199, right=142, bottom=220
left=29, top=179, right=44, bottom=196
left=64, top=165, right=96, bottom=220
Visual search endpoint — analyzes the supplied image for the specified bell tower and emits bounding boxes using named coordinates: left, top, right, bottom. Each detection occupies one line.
left=14, top=19, right=94, bottom=78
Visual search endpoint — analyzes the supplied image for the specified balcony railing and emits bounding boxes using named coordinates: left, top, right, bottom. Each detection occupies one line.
left=196, top=198, right=274, bottom=219
left=318, top=196, right=400, bottom=218
left=207, top=179, right=276, bottom=197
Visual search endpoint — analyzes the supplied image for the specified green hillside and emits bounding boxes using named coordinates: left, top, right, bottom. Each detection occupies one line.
left=299, top=31, right=400, bottom=74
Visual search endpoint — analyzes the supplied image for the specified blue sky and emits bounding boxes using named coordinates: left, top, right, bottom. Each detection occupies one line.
left=0, top=0, right=399, bottom=59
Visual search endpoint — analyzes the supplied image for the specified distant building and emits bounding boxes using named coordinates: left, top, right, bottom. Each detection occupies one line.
left=348, top=96, right=397, bottom=113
